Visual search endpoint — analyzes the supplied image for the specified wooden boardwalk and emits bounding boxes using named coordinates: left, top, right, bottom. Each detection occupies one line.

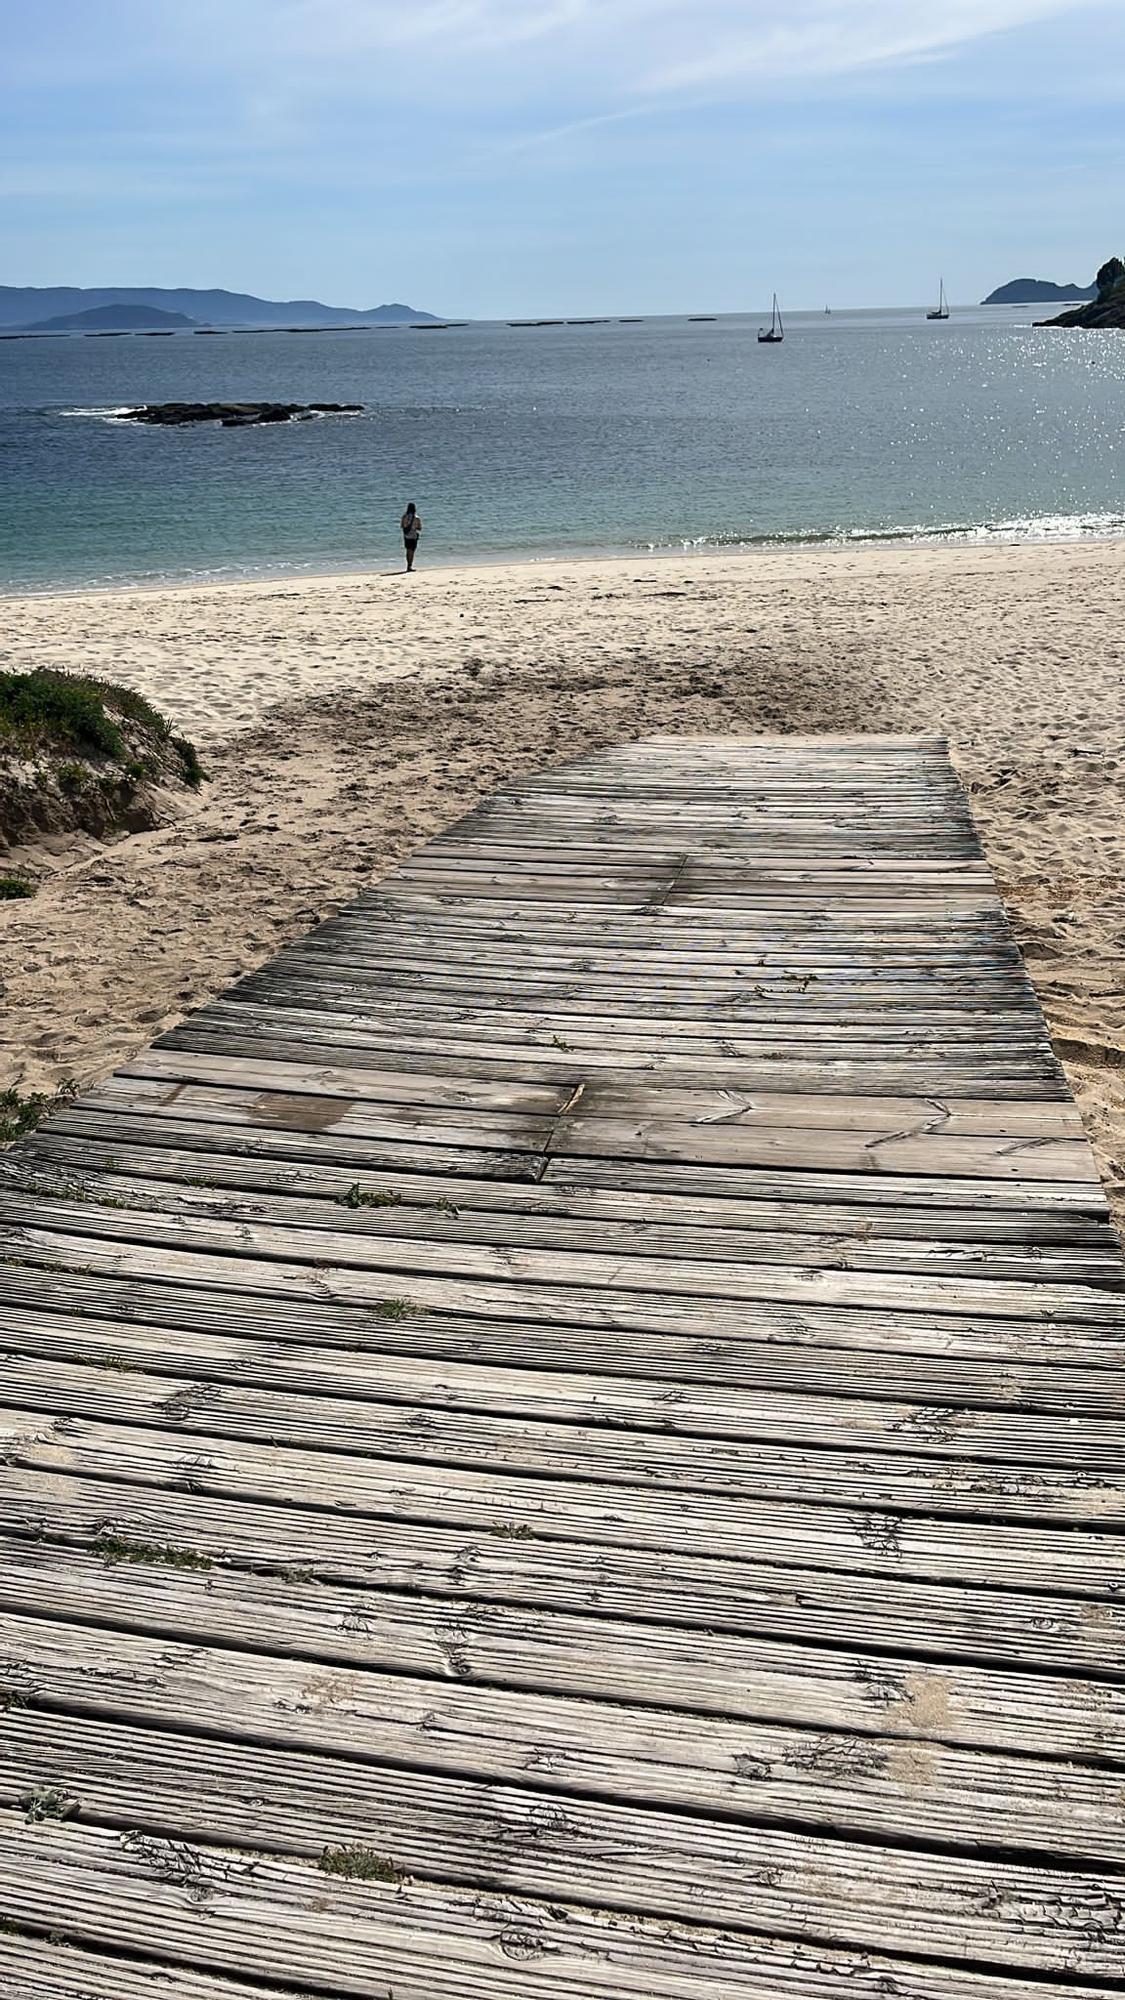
left=1, top=732, right=1123, bottom=1999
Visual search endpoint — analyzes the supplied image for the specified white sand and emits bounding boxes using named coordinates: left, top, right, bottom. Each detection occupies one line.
left=2, top=539, right=1123, bottom=1219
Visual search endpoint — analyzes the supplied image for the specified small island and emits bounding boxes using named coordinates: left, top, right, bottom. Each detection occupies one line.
left=120, top=401, right=364, bottom=427
left=1037, top=257, right=1125, bottom=328
left=24, top=303, right=198, bottom=334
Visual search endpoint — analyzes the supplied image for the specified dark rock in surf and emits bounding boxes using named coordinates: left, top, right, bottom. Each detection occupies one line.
left=121, top=402, right=364, bottom=427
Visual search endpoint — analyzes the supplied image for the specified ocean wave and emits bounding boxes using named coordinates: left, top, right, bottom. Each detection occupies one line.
left=652, top=511, right=1125, bottom=554
left=57, top=406, right=136, bottom=421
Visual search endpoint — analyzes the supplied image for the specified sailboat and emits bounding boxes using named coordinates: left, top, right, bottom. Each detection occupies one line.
left=927, top=278, right=950, bottom=322
left=758, top=294, right=784, bottom=344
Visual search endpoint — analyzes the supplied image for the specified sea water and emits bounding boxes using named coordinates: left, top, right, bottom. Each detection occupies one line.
left=2, top=307, right=1124, bottom=592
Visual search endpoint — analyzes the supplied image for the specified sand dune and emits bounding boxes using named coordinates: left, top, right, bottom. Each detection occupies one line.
left=2, top=539, right=1122, bottom=1225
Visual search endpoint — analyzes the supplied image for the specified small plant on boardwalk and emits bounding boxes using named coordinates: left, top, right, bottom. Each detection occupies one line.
left=19, top=1787, right=79, bottom=1824
left=0, top=1078, right=78, bottom=1145
left=493, top=1521, right=534, bottom=1540
left=336, top=1184, right=402, bottom=1209
left=0, top=1088, right=49, bottom=1143
left=318, top=1844, right=404, bottom=1883
left=372, top=1297, right=420, bottom=1320
left=92, top=1533, right=213, bottom=1571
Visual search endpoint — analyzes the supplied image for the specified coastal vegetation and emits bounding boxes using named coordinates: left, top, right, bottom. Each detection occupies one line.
left=0, top=1081, right=77, bottom=1145
left=1039, top=257, right=1125, bottom=328
left=0, top=667, right=204, bottom=855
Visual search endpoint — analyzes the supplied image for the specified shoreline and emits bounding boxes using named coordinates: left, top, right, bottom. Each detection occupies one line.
left=5, top=513, right=1125, bottom=604
left=2, top=537, right=1123, bottom=1226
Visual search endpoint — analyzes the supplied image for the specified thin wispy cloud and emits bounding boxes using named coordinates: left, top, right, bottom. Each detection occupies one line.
left=46, top=0, right=1090, bottom=105
left=254, top=0, right=1089, bottom=93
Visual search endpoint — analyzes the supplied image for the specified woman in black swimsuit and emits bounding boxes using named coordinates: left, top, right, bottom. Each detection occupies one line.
left=401, top=502, right=422, bottom=571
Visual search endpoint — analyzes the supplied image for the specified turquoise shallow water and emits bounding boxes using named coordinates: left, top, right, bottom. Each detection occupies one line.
left=2, top=308, right=1125, bottom=591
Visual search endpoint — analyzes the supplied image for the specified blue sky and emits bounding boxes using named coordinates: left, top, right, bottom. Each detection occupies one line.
left=4, top=1, right=1124, bottom=314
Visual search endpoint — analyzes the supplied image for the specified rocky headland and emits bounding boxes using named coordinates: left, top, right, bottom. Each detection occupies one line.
left=1038, top=257, right=1125, bottom=328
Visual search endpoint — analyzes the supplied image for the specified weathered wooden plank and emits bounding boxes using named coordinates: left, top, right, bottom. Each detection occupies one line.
left=239, top=962, right=1041, bottom=1010
left=8, top=1295, right=1125, bottom=1417
left=8, top=1147, right=1110, bottom=1250
left=160, top=1035, right=1070, bottom=1100
left=216, top=987, right=1056, bottom=1041
left=75, top=1076, right=555, bottom=1151
left=1, top=1935, right=308, bottom=2000
left=5, top=1611, right=1125, bottom=1868
left=119, top=1051, right=569, bottom=1113
left=9, top=1470, right=1121, bottom=1673
left=128, top=1053, right=1083, bottom=1142
left=552, top=1153, right=1108, bottom=1213
left=20, top=1128, right=1105, bottom=1220
left=4, top=1409, right=1122, bottom=1575
left=6, top=1349, right=1125, bottom=1482
left=551, top=1118, right=1095, bottom=1182
left=3, top=1820, right=1118, bottom=2000
left=5, top=1165, right=1118, bottom=1284
left=34, top=1108, right=542, bottom=1179
left=7, top=1205, right=1120, bottom=1325
left=8, top=1259, right=1125, bottom=1374
left=3, top=1540, right=1121, bottom=1761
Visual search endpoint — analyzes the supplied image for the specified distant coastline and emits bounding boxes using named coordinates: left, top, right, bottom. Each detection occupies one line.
left=0, top=284, right=440, bottom=330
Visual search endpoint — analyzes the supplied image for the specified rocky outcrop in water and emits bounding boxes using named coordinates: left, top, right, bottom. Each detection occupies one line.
left=122, top=402, right=364, bottom=427
left=1038, top=258, right=1125, bottom=328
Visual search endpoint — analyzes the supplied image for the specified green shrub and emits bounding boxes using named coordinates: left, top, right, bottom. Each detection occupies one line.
left=0, top=669, right=124, bottom=758
left=0, top=669, right=192, bottom=769
left=173, top=734, right=206, bottom=788
left=0, top=875, right=35, bottom=901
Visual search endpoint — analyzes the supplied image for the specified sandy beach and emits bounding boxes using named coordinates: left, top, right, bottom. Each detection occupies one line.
left=2, top=538, right=1123, bottom=1222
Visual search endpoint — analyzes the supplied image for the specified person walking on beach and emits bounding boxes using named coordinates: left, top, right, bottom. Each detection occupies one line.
left=401, top=501, right=422, bottom=571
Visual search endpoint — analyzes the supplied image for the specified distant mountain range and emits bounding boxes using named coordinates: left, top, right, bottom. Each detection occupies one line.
left=982, top=277, right=1098, bottom=305
left=0, top=286, right=440, bottom=329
